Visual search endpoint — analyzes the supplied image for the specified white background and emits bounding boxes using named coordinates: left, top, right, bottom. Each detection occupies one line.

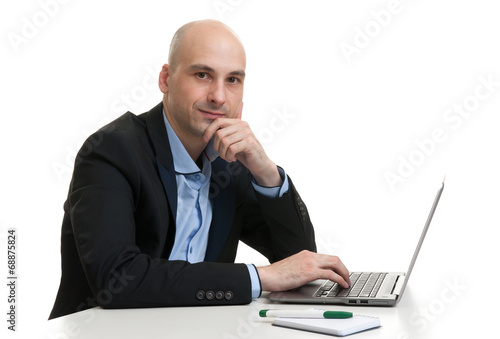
left=1, top=0, right=499, bottom=338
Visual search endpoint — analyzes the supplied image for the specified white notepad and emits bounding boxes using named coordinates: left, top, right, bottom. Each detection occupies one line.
left=273, top=315, right=381, bottom=337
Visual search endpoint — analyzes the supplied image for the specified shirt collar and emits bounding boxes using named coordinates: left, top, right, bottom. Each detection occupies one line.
left=162, top=109, right=219, bottom=174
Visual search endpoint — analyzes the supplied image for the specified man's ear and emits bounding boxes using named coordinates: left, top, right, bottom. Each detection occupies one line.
left=158, top=64, right=170, bottom=94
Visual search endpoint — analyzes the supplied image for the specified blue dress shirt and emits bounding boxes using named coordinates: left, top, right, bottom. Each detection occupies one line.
left=163, top=111, right=289, bottom=298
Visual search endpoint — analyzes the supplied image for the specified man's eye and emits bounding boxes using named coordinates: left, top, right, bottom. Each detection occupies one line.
left=228, top=77, right=239, bottom=84
left=196, top=72, right=208, bottom=79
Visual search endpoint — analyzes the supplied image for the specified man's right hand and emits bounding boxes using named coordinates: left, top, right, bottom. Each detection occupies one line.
left=256, top=250, right=351, bottom=292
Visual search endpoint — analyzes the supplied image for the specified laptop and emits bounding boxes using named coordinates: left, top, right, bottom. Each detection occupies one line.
left=268, top=179, right=445, bottom=306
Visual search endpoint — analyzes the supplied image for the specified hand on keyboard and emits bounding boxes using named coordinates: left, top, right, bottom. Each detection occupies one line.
left=256, top=250, right=351, bottom=292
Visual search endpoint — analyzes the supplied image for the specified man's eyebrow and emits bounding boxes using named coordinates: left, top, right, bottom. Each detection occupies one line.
left=189, top=64, right=245, bottom=78
left=228, top=70, right=246, bottom=78
left=189, top=64, right=216, bottom=73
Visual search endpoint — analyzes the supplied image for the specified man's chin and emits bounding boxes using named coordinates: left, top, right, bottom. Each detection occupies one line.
left=193, top=121, right=212, bottom=139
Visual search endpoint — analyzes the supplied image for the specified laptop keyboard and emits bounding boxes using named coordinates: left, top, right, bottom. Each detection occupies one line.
left=314, top=272, right=387, bottom=298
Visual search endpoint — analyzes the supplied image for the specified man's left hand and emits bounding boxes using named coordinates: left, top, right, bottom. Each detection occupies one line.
left=202, top=103, right=282, bottom=187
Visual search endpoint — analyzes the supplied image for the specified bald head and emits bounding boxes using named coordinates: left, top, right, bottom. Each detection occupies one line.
left=168, top=20, right=246, bottom=72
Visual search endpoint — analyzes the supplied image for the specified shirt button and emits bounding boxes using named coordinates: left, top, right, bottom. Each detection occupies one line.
left=195, top=174, right=201, bottom=181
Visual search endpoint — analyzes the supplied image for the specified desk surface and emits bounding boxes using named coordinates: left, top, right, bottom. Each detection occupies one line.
left=42, top=284, right=489, bottom=339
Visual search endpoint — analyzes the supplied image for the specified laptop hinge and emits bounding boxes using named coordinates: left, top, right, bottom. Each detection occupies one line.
left=391, top=274, right=406, bottom=296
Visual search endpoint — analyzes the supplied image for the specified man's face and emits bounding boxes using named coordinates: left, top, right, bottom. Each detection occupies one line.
left=160, top=25, right=246, bottom=141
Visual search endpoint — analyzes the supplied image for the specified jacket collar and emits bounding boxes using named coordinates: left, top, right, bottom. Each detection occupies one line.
left=146, top=102, right=174, bottom=170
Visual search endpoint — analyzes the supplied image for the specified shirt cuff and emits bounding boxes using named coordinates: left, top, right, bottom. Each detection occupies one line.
left=251, top=166, right=289, bottom=198
left=245, top=264, right=262, bottom=299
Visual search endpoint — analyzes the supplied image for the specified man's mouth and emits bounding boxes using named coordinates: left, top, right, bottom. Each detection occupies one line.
left=198, top=109, right=225, bottom=120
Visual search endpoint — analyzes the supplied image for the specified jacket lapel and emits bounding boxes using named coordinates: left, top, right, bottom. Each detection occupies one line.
left=204, top=158, right=235, bottom=262
left=145, top=103, right=177, bottom=219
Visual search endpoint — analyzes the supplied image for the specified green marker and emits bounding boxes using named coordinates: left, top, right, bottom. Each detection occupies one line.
left=259, top=309, right=353, bottom=319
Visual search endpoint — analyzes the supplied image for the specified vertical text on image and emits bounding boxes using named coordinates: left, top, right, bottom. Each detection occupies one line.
left=6, top=228, right=17, bottom=331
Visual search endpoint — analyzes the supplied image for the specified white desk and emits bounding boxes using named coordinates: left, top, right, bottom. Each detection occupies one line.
left=42, top=295, right=390, bottom=339
left=42, top=283, right=488, bottom=339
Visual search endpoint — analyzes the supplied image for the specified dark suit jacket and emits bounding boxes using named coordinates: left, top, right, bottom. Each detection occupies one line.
left=49, top=102, right=316, bottom=319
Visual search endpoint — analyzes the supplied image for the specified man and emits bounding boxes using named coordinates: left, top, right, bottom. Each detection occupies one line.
left=49, top=20, right=350, bottom=320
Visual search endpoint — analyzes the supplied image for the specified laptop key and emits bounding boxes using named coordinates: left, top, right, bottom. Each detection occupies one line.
left=327, top=285, right=341, bottom=297
left=320, top=272, right=383, bottom=298
left=370, top=273, right=387, bottom=297
left=337, top=288, right=351, bottom=297
left=348, top=273, right=370, bottom=297
left=359, top=273, right=381, bottom=297
left=322, top=280, right=335, bottom=291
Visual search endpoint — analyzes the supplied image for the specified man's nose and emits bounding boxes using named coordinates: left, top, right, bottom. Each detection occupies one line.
left=207, top=80, right=226, bottom=107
